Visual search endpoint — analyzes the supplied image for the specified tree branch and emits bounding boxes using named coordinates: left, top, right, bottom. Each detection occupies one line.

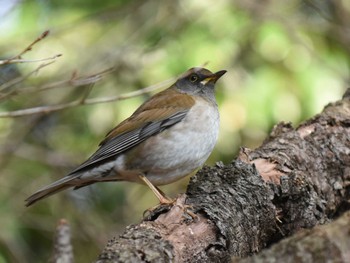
left=0, top=77, right=174, bottom=118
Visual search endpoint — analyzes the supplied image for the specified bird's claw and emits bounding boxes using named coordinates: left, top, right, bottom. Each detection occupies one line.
left=143, top=198, right=198, bottom=222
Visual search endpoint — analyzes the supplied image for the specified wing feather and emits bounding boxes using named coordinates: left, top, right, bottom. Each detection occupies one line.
left=68, top=110, right=188, bottom=174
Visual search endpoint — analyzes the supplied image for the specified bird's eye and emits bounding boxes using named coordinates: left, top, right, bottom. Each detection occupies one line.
left=189, top=74, right=198, bottom=83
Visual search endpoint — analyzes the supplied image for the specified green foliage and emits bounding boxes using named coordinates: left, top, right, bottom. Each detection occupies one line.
left=0, top=0, right=349, bottom=261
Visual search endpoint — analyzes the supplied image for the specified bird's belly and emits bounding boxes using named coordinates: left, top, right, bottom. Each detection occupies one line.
left=120, top=98, right=220, bottom=185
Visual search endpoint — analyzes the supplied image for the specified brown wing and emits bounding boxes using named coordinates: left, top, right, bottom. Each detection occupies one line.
left=68, top=87, right=195, bottom=174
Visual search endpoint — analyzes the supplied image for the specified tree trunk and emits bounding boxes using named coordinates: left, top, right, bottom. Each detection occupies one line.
left=96, top=89, right=350, bottom=263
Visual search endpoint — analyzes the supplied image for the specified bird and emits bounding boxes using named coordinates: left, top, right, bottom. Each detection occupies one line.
left=25, top=67, right=226, bottom=207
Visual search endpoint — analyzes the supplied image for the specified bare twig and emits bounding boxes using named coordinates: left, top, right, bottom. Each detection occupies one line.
left=0, top=61, right=56, bottom=100
left=0, top=54, right=62, bottom=65
left=0, top=30, right=50, bottom=65
left=85, top=77, right=174, bottom=103
left=0, top=67, right=114, bottom=102
left=0, top=77, right=175, bottom=118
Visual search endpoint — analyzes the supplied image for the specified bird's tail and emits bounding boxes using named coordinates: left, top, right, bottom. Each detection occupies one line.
left=25, top=175, right=80, bottom=207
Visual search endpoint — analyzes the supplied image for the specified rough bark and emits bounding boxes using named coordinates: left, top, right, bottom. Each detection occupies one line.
left=234, top=211, right=350, bottom=263
left=96, top=89, right=350, bottom=263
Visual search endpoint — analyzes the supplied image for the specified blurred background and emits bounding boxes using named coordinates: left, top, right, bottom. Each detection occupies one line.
left=0, top=0, right=349, bottom=261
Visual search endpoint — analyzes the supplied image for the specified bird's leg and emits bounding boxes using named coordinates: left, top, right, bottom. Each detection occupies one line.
left=139, top=174, right=198, bottom=220
left=138, top=174, right=174, bottom=204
